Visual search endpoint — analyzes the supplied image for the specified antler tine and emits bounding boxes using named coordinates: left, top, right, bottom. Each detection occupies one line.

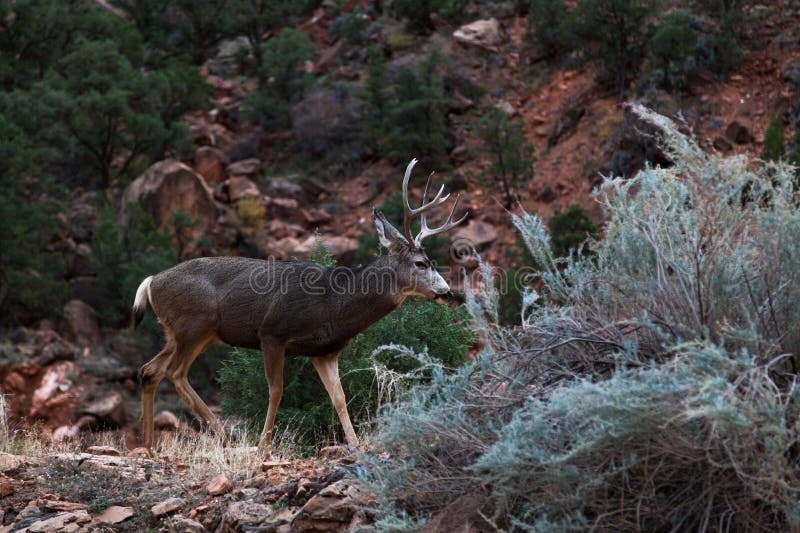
left=414, top=193, right=469, bottom=248
left=401, top=158, right=451, bottom=243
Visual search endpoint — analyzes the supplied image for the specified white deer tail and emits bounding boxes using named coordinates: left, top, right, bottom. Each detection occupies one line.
left=132, top=276, right=153, bottom=328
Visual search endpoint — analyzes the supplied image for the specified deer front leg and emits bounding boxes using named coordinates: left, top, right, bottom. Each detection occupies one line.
left=311, top=352, right=359, bottom=447
left=258, top=339, right=285, bottom=455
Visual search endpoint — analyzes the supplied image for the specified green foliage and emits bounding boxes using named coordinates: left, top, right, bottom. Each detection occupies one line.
left=332, top=11, right=369, bottom=45
left=364, top=106, right=800, bottom=530
left=384, top=50, right=450, bottom=164
left=478, top=108, right=535, bottom=208
left=762, top=116, right=786, bottom=162
left=360, top=48, right=450, bottom=164
left=548, top=204, right=597, bottom=257
left=360, top=46, right=390, bottom=151
left=0, top=0, right=142, bottom=90
left=246, top=29, right=315, bottom=131
left=0, top=183, right=67, bottom=323
left=0, top=6, right=205, bottom=189
left=569, top=0, right=661, bottom=93
left=646, top=11, right=698, bottom=92
left=91, top=204, right=174, bottom=326
left=310, top=230, right=336, bottom=267
left=524, top=0, right=571, bottom=61
left=38, top=39, right=182, bottom=186
left=219, top=299, right=473, bottom=447
left=392, top=0, right=468, bottom=33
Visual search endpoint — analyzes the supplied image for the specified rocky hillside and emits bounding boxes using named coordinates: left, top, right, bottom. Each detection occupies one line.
left=2, top=0, right=800, bottom=530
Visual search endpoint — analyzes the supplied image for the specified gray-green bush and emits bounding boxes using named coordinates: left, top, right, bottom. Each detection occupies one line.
left=362, top=106, right=800, bottom=530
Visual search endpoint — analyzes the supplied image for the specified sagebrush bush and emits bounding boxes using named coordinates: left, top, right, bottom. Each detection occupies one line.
left=362, top=106, right=800, bottom=531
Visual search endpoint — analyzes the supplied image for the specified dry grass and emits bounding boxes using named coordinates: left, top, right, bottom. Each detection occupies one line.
left=155, top=421, right=302, bottom=480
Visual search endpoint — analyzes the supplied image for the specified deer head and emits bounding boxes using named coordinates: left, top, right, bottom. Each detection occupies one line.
left=372, top=158, right=468, bottom=301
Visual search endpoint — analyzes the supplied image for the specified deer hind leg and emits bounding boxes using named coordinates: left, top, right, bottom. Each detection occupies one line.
left=311, top=352, right=359, bottom=447
left=140, top=336, right=176, bottom=450
left=166, top=336, right=224, bottom=436
left=258, top=339, right=285, bottom=454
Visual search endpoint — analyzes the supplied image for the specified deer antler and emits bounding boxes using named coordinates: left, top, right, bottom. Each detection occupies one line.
left=401, top=158, right=468, bottom=248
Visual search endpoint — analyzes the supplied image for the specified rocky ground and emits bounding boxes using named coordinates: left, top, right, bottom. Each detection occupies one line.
left=0, top=445, right=371, bottom=532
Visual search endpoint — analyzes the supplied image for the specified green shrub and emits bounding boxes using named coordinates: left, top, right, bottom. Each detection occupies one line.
left=548, top=204, right=597, bottom=257
left=246, top=29, right=315, bottom=131
left=524, top=0, right=571, bottom=61
left=762, top=115, right=786, bottom=162
left=384, top=49, right=450, bottom=164
left=362, top=105, right=800, bottom=530
left=646, top=11, right=698, bottom=92
left=478, top=107, right=535, bottom=208
left=332, top=12, right=369, bottom=45
left=360, top=46, right=390, bottom=153
left=569, top=0, right=661, bottom=94
left=392, top=0, right=468, bottom=33
left=92, top=204, right=174, bottom=326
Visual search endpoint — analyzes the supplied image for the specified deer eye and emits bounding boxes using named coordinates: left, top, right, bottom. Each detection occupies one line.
left=415, top=261, right=428, bottom=269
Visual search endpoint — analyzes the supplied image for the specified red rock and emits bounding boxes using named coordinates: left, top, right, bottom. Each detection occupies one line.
left=120, top=159, right=217, bottom=230
left=207, top=473, right=232, bottom=496
left=30, top=362, right=76, bottom=418
left=3, top=371, right=26, bottom=392
left=0, top=473, right=17, bottom=497
left=226, top=158, right=262, bottom=177
left=128, top=447, right=152, bottom=458
left=52, top=425, right=80, bottom=442
left=195, top=146, right=229, bottom=185
left=81, top=391, right=126, bottom=428
left=154, top=410, right=180, bottom=430
left=62, top=299, right=101, bottom=349
left=86, top=445, right=121, bottom=457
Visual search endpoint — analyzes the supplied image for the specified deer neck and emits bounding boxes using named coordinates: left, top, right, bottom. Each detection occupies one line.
left=330, top=255, right=406, bottom=337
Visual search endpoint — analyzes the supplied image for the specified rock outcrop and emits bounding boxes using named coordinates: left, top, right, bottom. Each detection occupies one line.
left=120, top=159, right=217, bottom=229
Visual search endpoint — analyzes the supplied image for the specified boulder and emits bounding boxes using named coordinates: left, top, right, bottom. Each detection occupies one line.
left=207, top=473, right=232, bottom=496
left=495, top=100, right=516, bottom=117
left=782, top=58, right=800, bottom=89
left=453, top=18, right=502, bottom=51
left=62, top=299, right=101, bottom=349
left=263, top=177, right=304, bottom=199
left=86, top=445, right=121, bottom=457
left=292, top=479, right=368, bottom=532
left=450, top=220, right=497, bottom=250
left=154, top=410, right=180, bottom=430
left=218, top=501, right=292, bottom=532
left=195, top=145, right=229, bottom=185
left=725, top=121, right=754, bottom=145
left=224, top=176, right=261, bottom=202
left=151, top=497, right=184, bottom=517
left=293, top=235, right=359, bottom=263
left=80, top=391, right=126, bottom=428
left=67, top=199, right=96, bottom=243
left=21, top=510, right=91, bottom=532
left=93, top=506, right=134, bottom=526
left=52, top=424, right=80, bottom=443
left=226, top=158, right=262, bottom=178
left=171, top=516, right=205, bottom=532
left=0, top=473, right=17, bottom=497
left=30, top=362, right=76, bottom=419
left=120, top=159, right=217, bottom=230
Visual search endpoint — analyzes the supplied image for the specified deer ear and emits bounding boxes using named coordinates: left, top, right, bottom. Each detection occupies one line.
left=373, top=209, right=408, bottom=252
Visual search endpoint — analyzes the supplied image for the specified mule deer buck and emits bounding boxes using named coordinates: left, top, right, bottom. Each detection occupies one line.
left=132, top=159, right=467, bottom=453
